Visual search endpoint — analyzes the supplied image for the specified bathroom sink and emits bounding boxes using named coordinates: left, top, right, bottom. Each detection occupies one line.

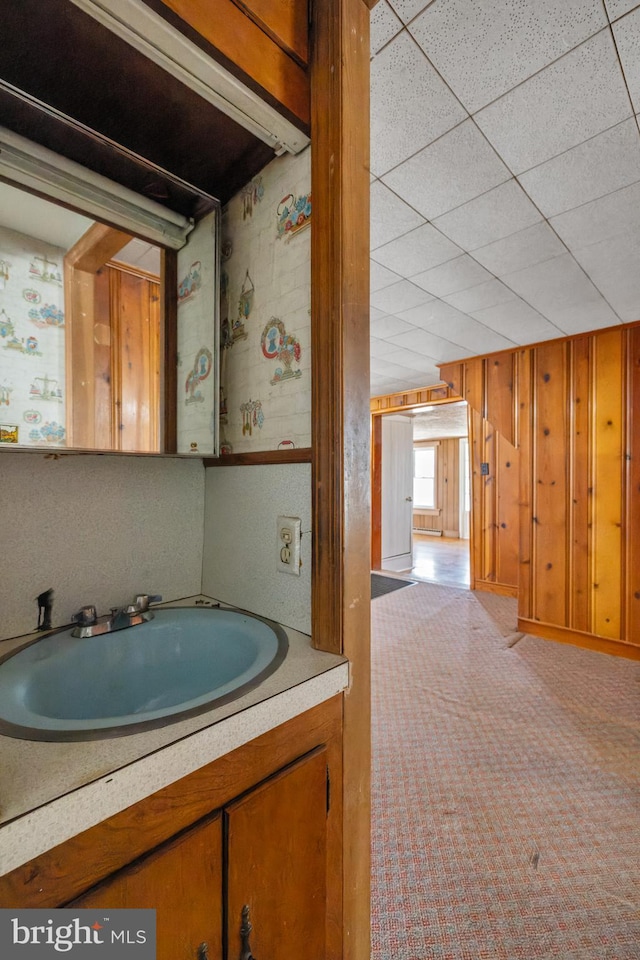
left=0, top=607, right=288, bottom=741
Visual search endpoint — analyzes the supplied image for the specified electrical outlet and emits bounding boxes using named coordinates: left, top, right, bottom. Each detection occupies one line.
left=277, top=516, right=301, bottom=575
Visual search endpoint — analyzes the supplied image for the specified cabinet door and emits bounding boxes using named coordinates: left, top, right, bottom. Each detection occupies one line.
left=226, top=748, right=328, bottom=960
left=71, top=814, right=222, bottom=960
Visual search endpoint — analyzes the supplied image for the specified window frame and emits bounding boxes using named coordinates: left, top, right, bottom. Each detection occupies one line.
left=413, top=442, right=438, bottom=510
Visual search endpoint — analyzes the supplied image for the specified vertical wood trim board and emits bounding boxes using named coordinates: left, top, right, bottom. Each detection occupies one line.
left=495, top=433, right=519, bottom=588
left=569, top=336, right=592, bottom=633
left=591, top=330, right=625, bottom=639
left=626, top=326, right=640, bottom=641
left=532, top=341, right=569, bottom=627
left=371, top=414, right=382, bottom=569
left=517, top=348, right=533, bottom=620
left=310, top=1, right=372, bottom=958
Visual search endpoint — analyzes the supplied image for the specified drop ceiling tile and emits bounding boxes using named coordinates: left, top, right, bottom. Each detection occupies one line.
left=475, top=30, right=632, bottom=174
left=549, top=180, right=640, bottom=249
left=370, top=31, right=467, bottom=177
left=370, top=260, right=403, bottom=293
left=519, top=118, right=640, bottom=217
left=370, top=314, right=417, bottom=339
left=381, top=120, right=511, bottom=220
left=416, top=315, right=517, bottom=354
left=402, top=371, right=443, bottom=388
left=370, top=0, right=403, bottom=55
left=432, top=179, right=542, bottom=250
left=370, top=336, right=394, bottom=359
left=443, top=278, right=517, bottom=313
left=370, top=378, right=408, bottom=396
left=371, top=223, right=462, bottom=276
left=388, top=0, right=433, bottom=24
left=370, top=180, right=426, bottom=250
left=502, top=253, right=620, bottom=333
left=410, top=255, right=493, bottom=298
left=571, top=232, right=640, bottom=321
left=472, top=222, right=569, bottom=276
left=370, top=306, right=391, bottom=323
left=606, top=1, right=640, bottom=19
left=370, top=374, right=401, bottom=397
left=388, top=327, right=474, bottom=361
left=371, top=357, right=425, bottom=380
left=396, top=299, right=472, bottom=330
left=613, top=8, right=640, bottom=113
left=384, top=345, right=439, bottom=370
left=371, top=279, right=435, bottom=313
left=409, top=0, right=607, bottom=114
left=470, top=299, right=564, bottom=344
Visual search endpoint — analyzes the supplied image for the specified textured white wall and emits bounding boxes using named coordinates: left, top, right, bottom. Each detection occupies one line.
left=202, top=463, right=311, bottom=634
left=0, top=451, right=205, bottom=641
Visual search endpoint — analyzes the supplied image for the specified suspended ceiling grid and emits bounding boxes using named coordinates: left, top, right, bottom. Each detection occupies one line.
left=369, top=0, right=640, bottom=396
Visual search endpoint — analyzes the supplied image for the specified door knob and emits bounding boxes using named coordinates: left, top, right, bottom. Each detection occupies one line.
left=405, top=496, right=413, bottom=502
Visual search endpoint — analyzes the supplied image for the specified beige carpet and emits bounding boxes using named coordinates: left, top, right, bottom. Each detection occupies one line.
left=371, top=580, right=640, bottom=959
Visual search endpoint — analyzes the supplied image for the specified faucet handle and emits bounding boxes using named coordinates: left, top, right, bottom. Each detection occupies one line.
left=132, top=594, right=162, bottom=613
left=71, top=605, right=97, bottom=626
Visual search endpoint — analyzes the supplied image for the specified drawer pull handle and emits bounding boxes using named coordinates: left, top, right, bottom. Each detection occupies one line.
left=239, top=905, right=256, bottom=960
left=197, top=943, right=209, bottom=960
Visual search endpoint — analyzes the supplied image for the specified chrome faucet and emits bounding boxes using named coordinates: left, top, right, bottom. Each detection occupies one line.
left=71, top=594, right=162, bottom=638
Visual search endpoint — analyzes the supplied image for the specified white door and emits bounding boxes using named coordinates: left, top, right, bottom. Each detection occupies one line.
left=381, top=415, right=414, bottom=571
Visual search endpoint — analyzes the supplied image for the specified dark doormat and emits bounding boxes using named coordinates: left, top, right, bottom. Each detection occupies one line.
left=371, top=573, right=417, bottom=599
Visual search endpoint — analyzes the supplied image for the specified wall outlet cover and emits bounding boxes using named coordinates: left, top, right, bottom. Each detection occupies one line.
left=277, top=515, right=301, bottom=575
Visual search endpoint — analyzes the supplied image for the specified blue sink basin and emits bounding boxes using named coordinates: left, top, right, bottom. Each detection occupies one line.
left=0, top=607, right=288, bottom=741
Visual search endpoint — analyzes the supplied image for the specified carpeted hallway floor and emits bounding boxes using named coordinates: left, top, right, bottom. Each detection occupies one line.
left=371, top=581, right=640, bottom=959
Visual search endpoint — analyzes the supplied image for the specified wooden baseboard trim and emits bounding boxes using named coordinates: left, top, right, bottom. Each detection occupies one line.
left=474, top=579, right=518, bottom=598
left=203, top=448, right=312, bottom=467
left=518, top=618, right=640, bottom=660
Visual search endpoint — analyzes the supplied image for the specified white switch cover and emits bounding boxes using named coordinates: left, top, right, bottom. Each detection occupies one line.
left=277, top=515, right=301, bottom=575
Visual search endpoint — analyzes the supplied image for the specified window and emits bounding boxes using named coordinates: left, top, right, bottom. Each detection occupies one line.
left=414, top=445, right=437, bottom=509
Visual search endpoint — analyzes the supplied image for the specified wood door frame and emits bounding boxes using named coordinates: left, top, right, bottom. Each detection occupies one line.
left=371, top=387, right=465, bottom=571
left=310, top=2, right=372, bottom=958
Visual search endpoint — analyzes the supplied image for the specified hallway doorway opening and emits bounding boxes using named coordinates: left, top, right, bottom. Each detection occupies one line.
left=372, top=398, right=471, bottom=589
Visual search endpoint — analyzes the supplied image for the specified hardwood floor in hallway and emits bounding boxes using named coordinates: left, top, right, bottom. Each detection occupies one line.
left=381, top=533, right=470, bottom=589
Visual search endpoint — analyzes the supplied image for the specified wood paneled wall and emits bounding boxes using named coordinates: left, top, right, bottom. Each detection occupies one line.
left=413, top=438, right=460, bottom=537
left=469, top=412, right=520, bottom=596
left=439, top=351, right=520, bottom=596
left=441, top=320, right=640, bottom=658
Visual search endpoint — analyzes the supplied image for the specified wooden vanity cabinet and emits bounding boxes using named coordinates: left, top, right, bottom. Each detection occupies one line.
left=0, top=697, right=343, bottom=960
left=71, top=814, right=223, bottom=960
left=226, top=747, right=329, bottom=959
left=70, top=748, right=329, bottom=959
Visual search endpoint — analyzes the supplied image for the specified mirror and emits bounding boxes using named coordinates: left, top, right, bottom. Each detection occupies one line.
left=0, top=178, right=219, bottom=456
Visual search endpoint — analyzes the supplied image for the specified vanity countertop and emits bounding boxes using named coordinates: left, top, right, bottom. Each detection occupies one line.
left=0, top=596, right=348, bottom=876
